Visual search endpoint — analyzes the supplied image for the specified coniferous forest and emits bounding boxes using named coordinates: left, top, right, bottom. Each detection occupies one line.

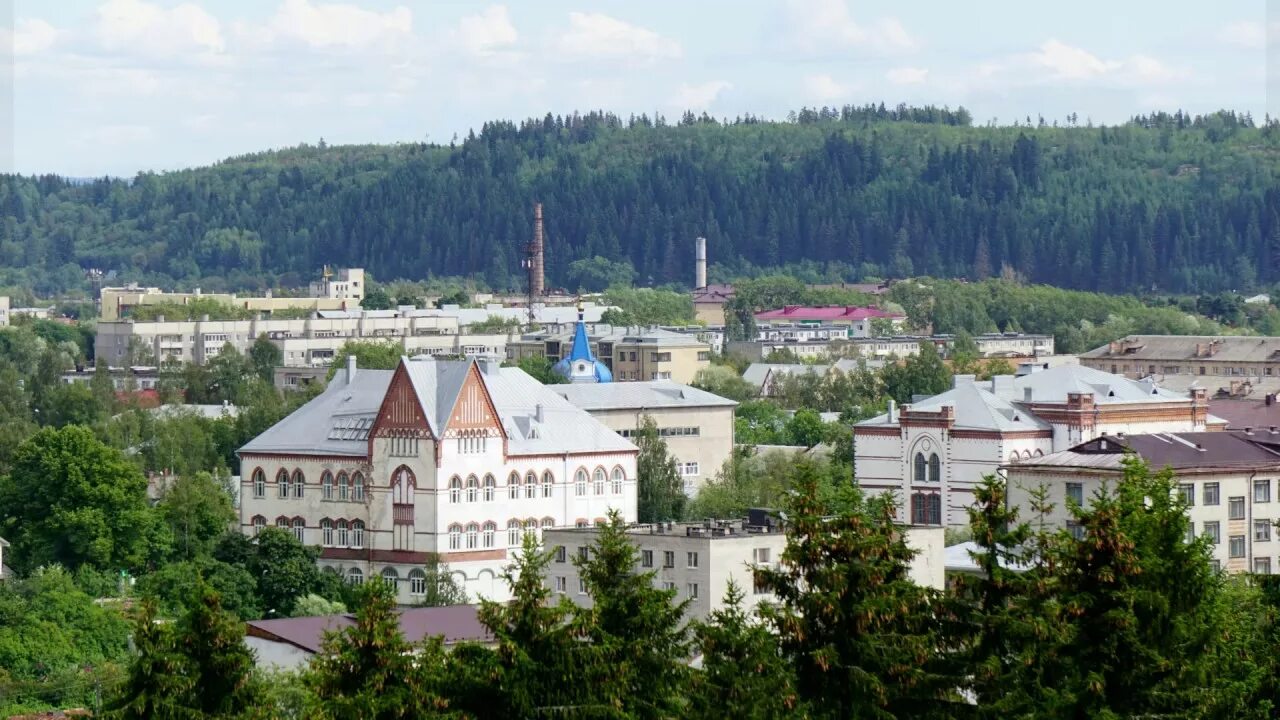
left=2, top=105, right=1277, bottom=296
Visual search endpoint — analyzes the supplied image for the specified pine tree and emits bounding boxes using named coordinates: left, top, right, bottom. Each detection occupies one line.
left=103, top=599, right=195, bottom=720
left=577, top=509, right=691, bottom=719
left=689, top=581, right=797, bottom=718
left=635, top=415, right=686, bottom=523
left=176, top=580, right=262, bottom=717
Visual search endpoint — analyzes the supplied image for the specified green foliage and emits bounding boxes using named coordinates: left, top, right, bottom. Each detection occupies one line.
left=601, top=287, right=696, bottom=326
left=411, top=553, right=469, bottom=608
left=880, top=341, right=953, bottom=404
left=360, top=287, right=393, bottom=310
left=157, top=472, right=236, bottom=561
left=568, top=255, right=637, bottom=292
left=467, top=315, right=523, bottom=333
left=0, top=425, right=169, bottom=575
left=130, top=297, right=256, bottom=321
left=137, top=558, right=261, bottom=621
left=103, top=600, right=193, bottom=720
left=635, top=415, right=686, bottom=523
left=212, top=528, right=338, bottom=618
left=689, top=581, right=798, bottom=718
left=691, top=365, right=754, bottom=402
left=325, top=340, right=403, bottom=381
left=291, top=593, right=348, bottom=617
left=505, top=355, right=567, bottom=385
left=249, top=334, right=283, bottom=382
left=769, top=364, right=887, bottom=420
left=174, top=581, right=263, bottom=717
left=784, top=408, right=825, bottom=448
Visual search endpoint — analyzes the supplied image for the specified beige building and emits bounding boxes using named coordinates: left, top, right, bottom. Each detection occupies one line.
left=1006, top=430, right=1280, bottom=575
left=100, top=267, right=366, bottom=322
left=507, top=327, right=712, bottom=384
left=1081, top=335, right=1280, bottom=385
left=549, top=381, right=737, bottom=493
left=728, top=332, right=1055, bottom=363
left=542, top=517, right=945, bottom=623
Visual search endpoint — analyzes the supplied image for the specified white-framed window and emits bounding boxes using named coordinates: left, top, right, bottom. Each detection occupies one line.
left=352, top=473, right=365, bottom=502
left=611, top=467, right=624, bottom=494
left=483, top=474, right=496, bottom=502
left=1067, top=482, right=1084, bottom=506
left=662, top=581, right=675, bottom=591
left=508, top=471, right=520, bottom=500
left=321, top=518, right=333, bottom=546
left=292, top=470, right=305, bottom=498
left=252, top=515, right=266, bottom=536
left=525, top=471, right=537, bottom=499
left=1256, top=557, right=1273, bottom=575
left=1177, top=483, right=1193, bottom=506
left=465, top=523, right=479, bottom=550
left=541, top=518, right=554, bottom=536
left=381, top=567, right=399, bottom=588
left=466, top=475, right=479, bottom=503
left=291, top=517, right=305, bottom=542
left=346, top=567, right=364, bottom=585
left=337, top=471, right=349, bottom=501
left=542, top=471, right=554, bottom=497
left=679, top=462, right=700, bottom=477
left=409, top=568, right=427, bottom=595
left=641, top=550, right=653, bottom=567
left=663, top=550, right=675, bottom=568
left=252, top=469, right=266, bottom=498
left=1229, top=535, right=1246, bottom=558
left=524, top=518, right=538, bottom=542
left=448, top=524, right=463, bottom=550
left=555, top=546, right=567, bottom=563
left=351, top=520, right=365, bottom=549
left=336, top=520, right=349, bottom=547
left=687, top=583, right=699, bottom=599
left=1204, top=483, right=1220, bottom=506
left=578, top=578, right=587, bottom=595
left=753, top=547, right=771, bottom=564
left=482, top=522, right=496, bottom=548
left=575, top=469, right=588, bottom=496
left=276, top=516, right=289, bottom=530
left=593, top=468, right=606, bottom=495
left=1255, top=479, right=1272, bottom=503
left=277, top=469, right=289, bottom=498
left=1255, top=520, right=1272, bottom=542
left=554, top=576, right=567, bottom=594
left=687, top=551, right=699, bottom=569
left=322, top=471, right=334, bottom=500
left=1229, top=496, right=1246, bottom=520
left=450, top=476, right=462, bottom=503
left=507, top=520, right=522, bottom=547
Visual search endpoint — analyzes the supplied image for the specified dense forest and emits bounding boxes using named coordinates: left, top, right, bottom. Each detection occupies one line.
left=2, top=104, right=1277, bottom=296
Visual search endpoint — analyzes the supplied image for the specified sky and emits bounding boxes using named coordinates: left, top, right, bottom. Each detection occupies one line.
left=1, top=0, right=1275, bottom=176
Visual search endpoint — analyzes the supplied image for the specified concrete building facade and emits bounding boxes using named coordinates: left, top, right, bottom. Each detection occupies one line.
left=508, top=327, right=712, bottom=384
left=728, top=332, right=1056, bottom=363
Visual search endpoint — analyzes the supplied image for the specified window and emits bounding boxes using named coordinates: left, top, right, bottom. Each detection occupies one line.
left=1255, top=520, right=1272, bottom=542
left=1177, top=483, right=1194, bottom=507
left=292, top=470, right=305, bottom=498
left=641, top=550, right=653, bottom=567
left=910, top=493, right=943, bottom=525
left=1229, top=535, right=1246, bottom=558
left=252, top=515, right=266, bottom=536
left=913, top=453, right=926, bottom=483
left=448, top=524, right=462, bottom=550
left=593, top=468, right=606, bottom=495
left=687, top=583, right=699, bottom=599
left=483, top=474, right=495, bottom=502
left=1229, top=496, right=1246, bottom=520
left=276, top=516, right=289, bottom=529
left=351, top=520, right=365, bottom=549
left=465, top=523, right=479, bottom=550
left=928, top=453, right=940, bottom=483
left=1255, top=479, right=1272, bottom=503
left=409, top=569, right=427, bottom=595
left=687, top=551, right=699, bottom=569
left=508, top=472, right=520, bottom=500
left=1210, top=559, right=1221, bottom=572
left=337, top=471, right=349, bottom=501
left=679, top=462, right=700, bottom=477
left=525, top=471, right=537, bottom=499
left=1255, top=558, right=1273, bottom=574
left=322, top=518, right=333, bottom=546
left=450, top=476, right=462, bottom=503
left=347, top=568, right=364, bottom=585
left=1204, top=521, right=1221, bottom=545
left=663, top=550, right=675, bottom=568
left=1184, top=525, right=1195, bottom=544
left=541, top=518, right=554, bottom=536
left=524, top=519, right=538, bottom=542
left=1066, top=521, right=1085, bottom=540
left=555, top=546, right=567, bottom=563
left=753, top=548, right=771, bottom=564
left=336, top=520, right=349, bottom=547
left=698, top=351, right=710, bottom=361
left=575, top=519, right=589, bottom=528
left=352, top=473, right=365, bottom=502
left=611, top=467, right=624, bottom=494
left=322, top=471, right=334, bottom=500
left=381, top=567, right=399, bottom=588
left=577, top=546, right=589, bottom=561
left=1067, top=482, right=1084, bottom=506
left=753, top=573, right=771, bottom=595
left=466, top=475, right=479, bottom=503
left=507, top=520, right=522, bottom=547
left=650, top=352, right=672, bottom=362
left=575, top=469, right=588, bottom=496
left=483, top=522, right=496, bottom=548
left=578, top=578, right=587, bottom=595
left=277, top=469, right=289, bottom=498
left=555, top=576, right=567, bottom=594
left=543, top=471, right=554, bottom=498
left=1204, top=483, right=1220, bottom=506
left=252, top=469, right=266, bottom=498
left=662, top=581, right=675, bottom=591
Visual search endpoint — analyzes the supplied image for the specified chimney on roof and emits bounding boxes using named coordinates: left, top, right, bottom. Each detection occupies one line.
left=695, top=237, right=707, bottom=289
left=1245, top=427, right=1254, bottom=435
left=1024, top=387, right=1033, bottom=402
left=534, top=404, right=544, bottom=423
left=346, top=354, right=357, bottom=386
left=887, top=399, right=898, bottom=424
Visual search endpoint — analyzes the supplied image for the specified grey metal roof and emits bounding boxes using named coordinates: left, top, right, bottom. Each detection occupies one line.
left=551, top=380, right=737, bottom=411
left=1081, top=335, right=1280, bottom=363
left=743, top=363, right=826, bottom=387
left=857, top=380, right=1052, bottom=432
left=239, top=371, right=390, bottom=456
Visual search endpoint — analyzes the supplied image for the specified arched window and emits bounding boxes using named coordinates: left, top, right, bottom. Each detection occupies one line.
left=292, top=470, right=305, bottom=498
left=409, top=568, right=427, bottom=595
left=392, top=466, right=415, bottom=504
left=275, top=516, right=289, bottom=529
left=450, top=476, right=462, bottom=504
left=347, top=567, right=364, bottom=585
left=482, top=522, right=496, bottom=548
left=291, top=517, right=305, bottom=541
left=483, top=474, right=496, bottom=502
left=1022, top=450, right=1032, bottom=460
left=276, top=469, right=289, bottom=498
left=525, top=471, right=537, bottom=499
left=448, top=524, right=463, bottom=550
left=524, top=518, right=538, bottom=542
left=1008, top=452, right=1020, bottom=464
left=381, top=567, right=399, bottom=588
left=542, top=471, right=554, bottom=498
left=466, top=475, right=479, bottom=503
left=928, top=454, right=940, bottom=483
left=251, top=515, right=266, bottom=535
left=541, top=517, right=554, bottom=534
left=336, top=520, right=349, bottom=547
left=352, top=472, right=366, bottom=502
left=1033, top=449, right=1044, bottom=457
left=252, top=469, right=266, bottom=498
left=321, top=471, right=334, bottom=500
left=507, top=519, right=521, bottom=547
left=465, top=523, right=479, bottom=550
left=575, top=469, right=588, bottom=496
left=351, top=520, right=365, bottom=549
left=508, top=471, right=520, bottom=500
left=337, top=471, right=350, bottom=500
left=593, top=468, right=606, bottom=495
left=321, top=518, right=333, bottom=546
left=611, top=467, right=625, bottom=494
left=913, top=453, right=926, bottom=484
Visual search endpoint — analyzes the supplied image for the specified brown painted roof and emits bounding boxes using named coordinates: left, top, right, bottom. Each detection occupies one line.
left=1207, top=398, right=1280, bottom=431
left=245, top=604, right=491, bottom=654
left=1018, top=430, right=1280, bottom=473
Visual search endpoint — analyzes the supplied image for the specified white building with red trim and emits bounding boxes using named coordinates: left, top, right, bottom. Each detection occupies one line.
left=237, top=355, right=638, bottom=603
left=854, top=364, right=1223, bottom=527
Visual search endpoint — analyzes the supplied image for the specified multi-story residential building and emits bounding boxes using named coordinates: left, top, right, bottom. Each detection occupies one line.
left=508, top=326, right=712, bottom=384
left=728, top=332, right=1056, bottom=363
left=753, top=306, right=907, bottom=337
left=550, top=381, right=737, bottom=493
left=691, top=284, right=736, bottom=325
left=236, top=355, right=638, bottom=603
left=100, top=268, right=366, bottom=322
left=854, top=364, right=1225, bottom=527
left=1081, top=335, right=1280, bottom=384
left=542, top=516, right=945, bottom=623
left=1006, top=430, right=1280, bottom=575
left=308, top=267, right=366, bottom=303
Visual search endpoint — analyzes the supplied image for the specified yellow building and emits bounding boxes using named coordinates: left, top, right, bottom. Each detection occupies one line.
left=99, top=268, right=365, bottom=321
left=508, top=326, right=711, bottom=384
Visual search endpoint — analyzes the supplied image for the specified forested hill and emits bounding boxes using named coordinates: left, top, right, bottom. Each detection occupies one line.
left=3, top=105, right=1278, bottom=296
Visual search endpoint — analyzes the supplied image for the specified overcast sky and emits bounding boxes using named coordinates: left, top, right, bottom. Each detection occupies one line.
left=3, top=0, right=1274, bottom=176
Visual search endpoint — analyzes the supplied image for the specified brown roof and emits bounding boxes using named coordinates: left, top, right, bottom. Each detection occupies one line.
left=1207, top=398, right=1280, bottom=431
left=245, top=604, right=491, bottom=654
left=1018, top=430, right=1280, bottom=474
left=691, top=284, right=735, bottom=303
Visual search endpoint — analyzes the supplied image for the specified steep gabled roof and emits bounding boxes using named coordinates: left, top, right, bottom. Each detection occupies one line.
left=857, top=381, right=1051, bottom=432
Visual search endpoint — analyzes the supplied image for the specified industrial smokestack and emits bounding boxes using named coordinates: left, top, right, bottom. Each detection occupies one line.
left=529, top=203, right=546, bottom=297
left=695, top=236, right=707, bottom=289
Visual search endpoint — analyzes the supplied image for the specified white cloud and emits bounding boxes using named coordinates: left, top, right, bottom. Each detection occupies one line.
left=1024, top=40, right=1182, bottom=86
left=5, top=18, right=61, bottom=56
left=1030, top=39, right=1118, bottom=79
left=1217, top=20, right=1266, bottom=49
left=96, top=0, right=224, bottom=56
left=886, top=66, right=928, bottom=85
left=782, top=0, right=917, bottom=55
left=803, top=73, right=851, bottom=102
left=671, top=81, right=731, bottom=110
left=256, top=0, right=413, bottom=51
left=556, top=12, right=681, bottom=64
left=454, top=5, right=517, bottom=57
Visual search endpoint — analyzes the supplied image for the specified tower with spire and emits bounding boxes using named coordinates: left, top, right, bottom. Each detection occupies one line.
left=552, top=303, right=612, bottom=383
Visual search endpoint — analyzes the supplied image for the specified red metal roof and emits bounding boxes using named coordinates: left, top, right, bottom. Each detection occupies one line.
left=245, top=604, right=491, bottom=654
left=754, top=305, right=904, bottom=322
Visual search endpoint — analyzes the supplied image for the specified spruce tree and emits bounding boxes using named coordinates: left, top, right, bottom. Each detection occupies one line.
left=104, top=599, right=195, bottom=720
left=576, top=509, right=691, bottom=719
left=689, top=581, right=797, bottom=718
left=176, top=580, right=262, bottom=717
left=635, top=415, right=686, bottom=523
